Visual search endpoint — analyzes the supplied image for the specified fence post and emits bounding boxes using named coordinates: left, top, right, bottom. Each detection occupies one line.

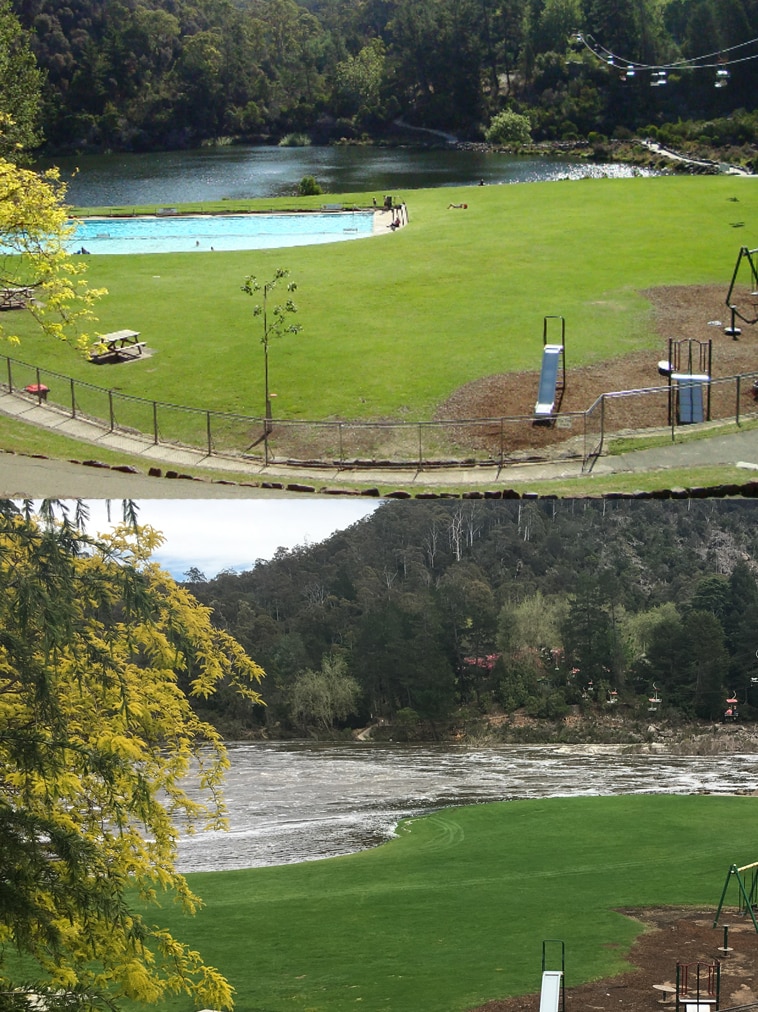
left=600, top=395, right=605, bottom=456
left=6, top=356, right=12, bottom=393
left=338, top=421, right=344, bottom=463
left=70, top=378, right=76, bottom=418
left=206, top=411, right=212, bottom=456
left=35, top=367, right=42, bottom=402
left=109, top=390, right=115, bottom=431
left=736, top=375, right=741, bottom=427
left=418, top=422, right=423, bottom=467
left=153, top=401, right=158, bottom=445
left=500, top=418, right=504, bottom=468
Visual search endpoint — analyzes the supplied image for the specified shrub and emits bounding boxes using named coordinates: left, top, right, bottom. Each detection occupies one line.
left=279, top=132, right=311, bottom=147
left=485, top=109, right=532, bottom=146
left=297, top=175, right=322, bottom=196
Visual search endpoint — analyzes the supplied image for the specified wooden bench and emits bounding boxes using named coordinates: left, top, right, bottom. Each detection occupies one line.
left=0, top=287, right=33, bottom=310
left=90, top=342, right=146, bottom=364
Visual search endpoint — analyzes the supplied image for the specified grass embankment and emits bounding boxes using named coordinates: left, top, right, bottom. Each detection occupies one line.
left=2, top=413, right=755, bottom=496
left=144, top=794, right=757, bottom=1012
left=8, top=175, right=756, bottom=428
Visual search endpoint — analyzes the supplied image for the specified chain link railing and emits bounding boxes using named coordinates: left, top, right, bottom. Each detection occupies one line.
left=3, top=353, right=758, bottom=471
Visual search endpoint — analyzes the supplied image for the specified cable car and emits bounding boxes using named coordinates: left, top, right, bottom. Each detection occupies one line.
left=724, top=693, right=739, bottom=721
left=648, top=684, right=662, bottom=711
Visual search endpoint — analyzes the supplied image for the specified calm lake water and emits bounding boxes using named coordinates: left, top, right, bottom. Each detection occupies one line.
left=176, top=742, right=758, bottom=873
left=43, top=144, right=658, bottom=207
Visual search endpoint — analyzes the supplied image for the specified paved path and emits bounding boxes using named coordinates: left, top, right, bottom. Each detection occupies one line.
left=591, top=427, right=758, bottom=475
left=1, top=388, right=758, bottom=497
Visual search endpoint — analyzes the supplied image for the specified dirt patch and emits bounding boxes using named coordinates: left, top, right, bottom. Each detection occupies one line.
left=469, top=907, right=758, bottom=1012
left=435, top=285, right=758, bottom=456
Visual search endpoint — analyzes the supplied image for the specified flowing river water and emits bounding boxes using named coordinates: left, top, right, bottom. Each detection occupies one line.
left=177, top=741, right=758, bottom=873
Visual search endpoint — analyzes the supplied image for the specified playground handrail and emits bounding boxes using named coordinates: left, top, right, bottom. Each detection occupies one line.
left=3, top=352, right=758, bottom=472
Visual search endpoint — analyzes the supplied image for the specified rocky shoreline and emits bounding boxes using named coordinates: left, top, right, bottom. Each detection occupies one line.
left=353, top=708, right=758, bottom=755
left=454, top=136, right=755, bottom=176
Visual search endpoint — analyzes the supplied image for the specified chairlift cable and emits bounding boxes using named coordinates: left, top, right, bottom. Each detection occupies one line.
left=575, top=30, right=758, bottom=75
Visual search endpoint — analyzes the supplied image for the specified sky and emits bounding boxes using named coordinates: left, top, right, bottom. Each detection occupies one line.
left=84, top=499, right=380, bottom=579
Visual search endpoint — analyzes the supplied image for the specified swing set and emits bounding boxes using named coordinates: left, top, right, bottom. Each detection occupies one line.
left=724, top=245, right=758, bottom=336
left=713, top=860, right=758, bottom=932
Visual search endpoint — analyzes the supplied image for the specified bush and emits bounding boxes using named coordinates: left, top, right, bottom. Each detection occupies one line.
left=297, top=175, right=322, bottom=196
left=279, top=132, right=311, bottom=147
left=485, top=109, right=532, bottom=146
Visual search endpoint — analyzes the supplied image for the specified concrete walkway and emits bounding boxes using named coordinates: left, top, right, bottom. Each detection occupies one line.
left=2, top=387, right=758, bottom=497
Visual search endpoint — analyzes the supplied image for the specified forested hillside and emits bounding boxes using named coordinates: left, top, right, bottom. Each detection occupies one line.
left=184, top=499, right=758, bottom=738
left=8, top=0, right=758, bottom=158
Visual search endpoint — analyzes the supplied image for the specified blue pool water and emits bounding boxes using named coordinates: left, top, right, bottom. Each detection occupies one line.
left=69, top=210, right=376, bottom=254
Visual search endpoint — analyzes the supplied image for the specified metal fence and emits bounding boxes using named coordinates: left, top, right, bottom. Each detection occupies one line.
left=4, top=353, right=758, bottom=471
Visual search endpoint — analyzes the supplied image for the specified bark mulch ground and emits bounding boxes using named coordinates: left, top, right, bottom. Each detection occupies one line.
left=468, top=907, right=758, bottom=1011
left=436, top=285, right=758, bottom=457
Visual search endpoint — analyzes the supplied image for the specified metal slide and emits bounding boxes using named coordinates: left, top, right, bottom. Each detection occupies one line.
left=534, top=345, right=563, bottom=415
left=539, top=970, right=563, bottom=1012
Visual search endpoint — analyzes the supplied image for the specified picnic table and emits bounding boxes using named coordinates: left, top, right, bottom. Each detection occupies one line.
left=89, top=329, right=145, bottom=363
left=0, top=286, right=33, bottom=310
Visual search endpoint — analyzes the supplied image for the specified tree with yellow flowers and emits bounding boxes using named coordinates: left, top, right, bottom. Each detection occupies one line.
left=0, top=160, right=105, bottom=352
left=0, top=505, right=265, bottom=1010
left=0, top=1, right=103, bottom=352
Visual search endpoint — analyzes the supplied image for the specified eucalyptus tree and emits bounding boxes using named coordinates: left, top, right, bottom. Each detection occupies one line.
left=0, top=0, right=42, bottom=158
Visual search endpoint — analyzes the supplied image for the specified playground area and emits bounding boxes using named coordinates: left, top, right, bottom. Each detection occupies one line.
left=437, top=284, right=758, bottom=453
left=470, top=906, right=758, bottom=1012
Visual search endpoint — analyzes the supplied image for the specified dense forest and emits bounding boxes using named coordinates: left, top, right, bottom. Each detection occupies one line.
left=183, top=499, right=758, bottom=740
left=5, top=0, right=758, bottom=158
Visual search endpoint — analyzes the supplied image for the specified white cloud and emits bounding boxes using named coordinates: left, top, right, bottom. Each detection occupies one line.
left=86, top=499, right=379, bottom=579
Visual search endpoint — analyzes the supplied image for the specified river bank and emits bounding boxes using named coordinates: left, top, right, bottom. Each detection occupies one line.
left=351, top=707, right=758, bottom=755
left=457, top=136, right=755, bottom=175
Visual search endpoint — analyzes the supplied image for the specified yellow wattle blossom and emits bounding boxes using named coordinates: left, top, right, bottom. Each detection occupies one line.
left=0, top=512, right=265, bottom=1008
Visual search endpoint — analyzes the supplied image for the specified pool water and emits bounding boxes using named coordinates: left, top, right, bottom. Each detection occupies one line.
left=69, top=211, right=376, bottom=254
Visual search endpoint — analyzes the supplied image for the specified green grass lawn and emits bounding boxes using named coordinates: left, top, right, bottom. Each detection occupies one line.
left=8, top=175, right=757, bottom=430
left=141, top=794, right=758, bottom=1012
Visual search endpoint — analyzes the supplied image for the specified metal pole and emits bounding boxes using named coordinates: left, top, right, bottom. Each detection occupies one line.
left=153, top=401, right=158, bottom=445
left=599, top=395, right=605, bottom=457
left=109, top=390, right=114, bottom=431
left=736, top=375, right=741, bottom=427
left=725, top=305, right=742, bottom=338
left=207, top=411, right=212, bottom=456
left=70, top=377, right=76, bottom=418
left=6, top=355, right=12, bottom=393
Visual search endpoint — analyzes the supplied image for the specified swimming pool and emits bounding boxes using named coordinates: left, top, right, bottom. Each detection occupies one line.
left=69, top=211, right=376, bottom=254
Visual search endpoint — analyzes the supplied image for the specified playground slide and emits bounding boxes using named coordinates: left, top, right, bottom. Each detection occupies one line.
left=534, top=345, right=563, bottom=416
left=672, top=373, right=708, bottom=424
left=538, top=970, right=563, bottom=1012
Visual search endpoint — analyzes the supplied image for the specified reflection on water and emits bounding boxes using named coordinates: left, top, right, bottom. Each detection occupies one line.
left=177, top=742, right=757, bottom=872
left=41, top=145, right=659, bottom=207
